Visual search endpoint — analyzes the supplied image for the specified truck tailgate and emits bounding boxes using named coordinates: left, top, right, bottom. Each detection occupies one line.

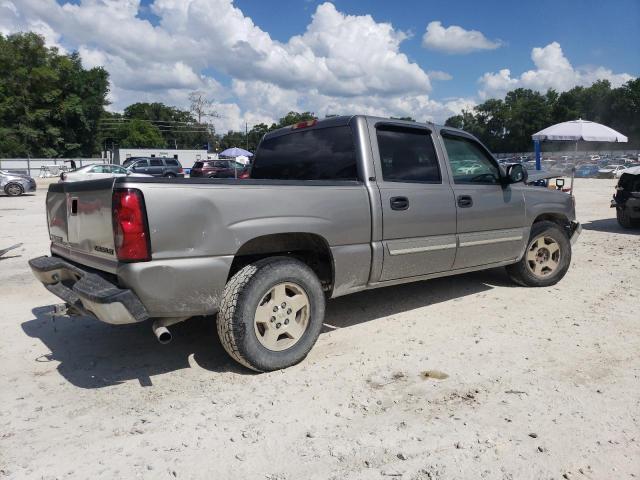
left=47, top=178, right=119, bottom=273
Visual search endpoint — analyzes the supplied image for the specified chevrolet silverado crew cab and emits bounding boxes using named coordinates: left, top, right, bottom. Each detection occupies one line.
left=30, top=116, right=581, bottom=372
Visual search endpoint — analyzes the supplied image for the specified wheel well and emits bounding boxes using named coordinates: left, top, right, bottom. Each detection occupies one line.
left=533, top=213, right=571, bottom=235
left=228, top=233, right=334, bottom=293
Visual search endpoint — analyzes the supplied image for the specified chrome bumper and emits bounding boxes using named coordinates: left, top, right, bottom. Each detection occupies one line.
left=29, top=256, right=149, bottom=325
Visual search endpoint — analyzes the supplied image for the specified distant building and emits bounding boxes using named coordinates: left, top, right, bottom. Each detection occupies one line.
left=114, top=148, right=208, bottom=168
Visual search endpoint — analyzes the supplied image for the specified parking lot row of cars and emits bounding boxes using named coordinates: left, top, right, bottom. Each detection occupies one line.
left=496, top=153, right=640, bottom=179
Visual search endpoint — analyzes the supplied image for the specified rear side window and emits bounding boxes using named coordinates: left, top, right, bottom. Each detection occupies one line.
left=251, top=126, right=358, bottom=181
left=376, top=126, right=441, bottom=183
left=150, top=159, right=164, bottom=166
left=166, top=159, right=180, bottom=166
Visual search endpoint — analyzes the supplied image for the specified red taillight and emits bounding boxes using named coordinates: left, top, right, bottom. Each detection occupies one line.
left=291, top=119, right=317, bottom=129
left=112, top=189, right=151, bottom=262
left=178, top=167, right=184, bottom=173
left=239, top=170, right=250, bottom=179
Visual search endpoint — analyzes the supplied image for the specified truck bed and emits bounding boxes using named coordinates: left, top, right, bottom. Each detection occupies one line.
left=45, top=176, right=373, bottom=317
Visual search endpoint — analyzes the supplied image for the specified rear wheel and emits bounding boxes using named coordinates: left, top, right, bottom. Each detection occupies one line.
left=164, top=172, right=176, bottom=178
left=217, top=257, right=325, bottom=372
left=506, top=221, right=571, bottom=287
left=4, top=183, right=24, bottom=196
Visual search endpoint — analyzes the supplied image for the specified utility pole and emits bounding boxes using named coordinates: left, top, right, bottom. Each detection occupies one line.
left=245, top=122, right=249, bottom=151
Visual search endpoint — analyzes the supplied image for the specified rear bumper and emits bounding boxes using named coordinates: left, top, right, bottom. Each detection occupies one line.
left=570, top=221, right=582, bottom=245
left=29, top=256, right=149, bottom=325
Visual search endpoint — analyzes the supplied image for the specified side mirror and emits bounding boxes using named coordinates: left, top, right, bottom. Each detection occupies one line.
left=506, top=164, right=527, bottom=184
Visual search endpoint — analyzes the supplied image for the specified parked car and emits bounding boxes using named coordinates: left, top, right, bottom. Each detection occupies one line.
left=60, top=164, right=151, bottom=182
left=29, top=115, right=581, bottom=372
left=611, top=166, right=640, bottom=228
left=597, top=164, right=626, bottom=179
left=1, top=170, right=36, bottom=196
left=122, top=157, right=184, bottom=177
left=575, top=164, right=600, bottom=178
left=190, top=159, right=248, bottom=178
left=615, top=165, right=635, bottom=178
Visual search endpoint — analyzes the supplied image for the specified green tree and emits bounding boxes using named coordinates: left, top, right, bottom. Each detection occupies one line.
left=445, top=79, right=640, bottom=152
left=0, top=32, right=109, bottom=157
left=99, top=102, right=215, bottom=150
left=273, top=111, right=316, bottom=129
left=117, top=119, right=165, bottom=148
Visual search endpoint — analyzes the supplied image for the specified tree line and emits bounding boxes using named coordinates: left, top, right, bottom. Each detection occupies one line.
left=1, top=32, right=638, bottom=158
left=444, top=79, right=640, bottom=152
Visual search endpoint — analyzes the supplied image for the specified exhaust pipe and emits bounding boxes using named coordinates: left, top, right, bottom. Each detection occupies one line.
left=152, top=320, right=172, bottom=344
left=151, top=317, right=188, bottom=344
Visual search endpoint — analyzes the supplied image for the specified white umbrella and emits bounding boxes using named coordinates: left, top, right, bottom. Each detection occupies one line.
left=532, top=119, right=628, bottom=142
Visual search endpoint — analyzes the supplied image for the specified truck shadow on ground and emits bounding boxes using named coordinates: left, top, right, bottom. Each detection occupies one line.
left=582, top=218, right=640, bottom=235
left=22, top=268, right=509, bottom=389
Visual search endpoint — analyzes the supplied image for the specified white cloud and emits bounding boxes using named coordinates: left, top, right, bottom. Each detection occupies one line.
left=427, top=70, right=453, bottom=81
left=4, top=0, right=446, bottom=130
left=478, top=42, right=634, bottom=99
left=422, top=21, right=502, bottom=54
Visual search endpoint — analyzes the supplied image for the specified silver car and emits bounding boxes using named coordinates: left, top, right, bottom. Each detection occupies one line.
left=0, top=170, right=37, bottom=196
left=60, top=164, right=151, bottom=182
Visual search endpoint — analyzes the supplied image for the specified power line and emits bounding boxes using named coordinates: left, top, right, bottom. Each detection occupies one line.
left=99, top=118, right=210, bottom=126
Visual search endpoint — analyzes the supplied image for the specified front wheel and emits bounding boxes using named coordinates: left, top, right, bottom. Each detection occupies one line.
left=217, top=257, right=325, bottom=372
left=4, top=183, right=24, bottom=196
left=506, top=221, right=572, bottom=287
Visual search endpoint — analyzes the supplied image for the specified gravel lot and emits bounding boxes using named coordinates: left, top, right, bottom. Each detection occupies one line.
left=1, top=178, right=638, bottom=479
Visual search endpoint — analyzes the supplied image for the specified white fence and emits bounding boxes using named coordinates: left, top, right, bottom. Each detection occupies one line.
left=0, top=158, right=105, bottom=177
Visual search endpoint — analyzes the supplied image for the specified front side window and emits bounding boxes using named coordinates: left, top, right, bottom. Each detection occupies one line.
left=133, top=159, right=149, bottom=168
left=91, top=165, right=106, bottom=173
left=252, top=126, right=358, bottom=181
left=442, top=134, right=500, bottom=184
left=376, top=126, right=441, bottom=183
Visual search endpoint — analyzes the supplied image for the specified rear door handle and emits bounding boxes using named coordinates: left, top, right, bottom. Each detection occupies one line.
left=457, top=195, right=473, bottom=208
left=390, top=196, right=409, bottom=211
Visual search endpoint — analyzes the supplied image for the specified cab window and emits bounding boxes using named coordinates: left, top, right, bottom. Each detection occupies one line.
left=442, top=134, right=501, bottom=184
left=252, top=126, right=358, bottom=181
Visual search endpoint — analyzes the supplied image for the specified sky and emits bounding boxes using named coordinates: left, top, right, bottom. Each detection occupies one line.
left=1, top=0, right=638, bottom=132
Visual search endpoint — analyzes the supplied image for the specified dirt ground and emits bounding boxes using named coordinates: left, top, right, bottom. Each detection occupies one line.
left=1, top=178, right=638, bottom=479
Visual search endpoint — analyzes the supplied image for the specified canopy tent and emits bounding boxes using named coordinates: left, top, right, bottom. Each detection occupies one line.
left=219, top=147, right=253, bottom=158
left=531, top=119, right=628, bottom=170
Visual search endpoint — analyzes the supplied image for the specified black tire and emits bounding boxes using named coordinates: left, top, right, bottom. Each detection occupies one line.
left=616, top=207, right=639, bottom=229
left=207, top=174, right=217, bottom=178
left=4, top=183, right=24, bottom=197
left=506, top=220, right=572, bottom=287
left=164, top=172, right=176, bottom=178
left=217, top=257, right=325, bottom=372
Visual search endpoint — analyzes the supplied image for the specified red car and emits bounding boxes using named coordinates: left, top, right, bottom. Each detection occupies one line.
left=190, top=160, right=249, bottom=178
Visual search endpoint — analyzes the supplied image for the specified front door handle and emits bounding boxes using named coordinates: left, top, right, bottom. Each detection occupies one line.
left=390, top=196, right=409, bottom=211
left=457, top=195, right=473, bottom=208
